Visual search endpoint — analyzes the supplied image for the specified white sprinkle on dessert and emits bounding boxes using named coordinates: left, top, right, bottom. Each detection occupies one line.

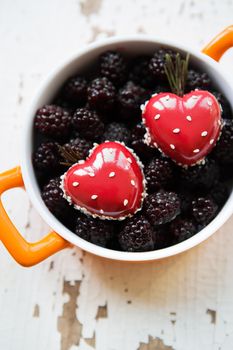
left=140, top=104, right=145, bottom=112
left=201, top=131, right=208, bottom=137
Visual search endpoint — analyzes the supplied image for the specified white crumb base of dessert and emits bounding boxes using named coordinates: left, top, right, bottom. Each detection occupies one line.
left=60, top=141, right=147, bottom=221
left=140, top=99, right=224, bottom=168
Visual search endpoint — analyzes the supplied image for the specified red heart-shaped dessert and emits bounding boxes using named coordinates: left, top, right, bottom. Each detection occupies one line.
left=61, top=142, right=146, bottom=220
left=142, top=91, right=222, bottom=166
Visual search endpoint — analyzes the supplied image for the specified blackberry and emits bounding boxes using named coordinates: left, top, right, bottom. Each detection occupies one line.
left=129, top=56, right=154, bottom=88
left=186, top=69, right=211, bottom=91
left=34, top=105, right=71, bottom=139
left=177, top=189, right=195, bottom=214
left=149, top=48, right=176, bottom=81
left=72, top=107, right=104, bottom=141
left=118, top=215, right=154, bottom=252
left=131, top=123, right=156, bottom=160
left=212, top=91, right=232, bottom=119
left=74, top=214, right=114, bottom=248
left=117, top=81, right=147, bottom=120
left=100, top=51, right=127, bottom=86
left=219, top=163, right=233, bottom=181
left=53, top=97, right=74, bottom=111
left=145, top=157, right=173, bottom=192
left=209, top=182, right=229, bottom=207
left=62, top=75, right=87, bottom=107
left=87, top=77, right=116, bottom=112
left=101, top=122, right=131, bottom=144
left=154, top=225, right=173, bottom=249
left=180, top=159, right=219, bottom=189
left=191, top=197, right=218, bottom=225
left=144, top=190, right=180, bottom=225
left=169, top=217, right=197, bottom=243
left=107, top=235, right=122, bottom=251
left=152, top=84, right=171, bottom=94
left=41, top=177, right=69, bottom=218
left=213, top=120, right=233, bottom=164
left=33, top=142, right=61, bottom=171
left=62, top=137, right=93, bottom=161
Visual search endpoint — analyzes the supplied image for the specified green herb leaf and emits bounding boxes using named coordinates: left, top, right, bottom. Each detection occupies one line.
left=164, top=53, right=189, bottom=96
left=58, top=145, right=81, bottom=166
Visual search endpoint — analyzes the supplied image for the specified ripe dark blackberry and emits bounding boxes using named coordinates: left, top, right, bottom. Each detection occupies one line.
left=62, top=137, right=93, bottom=160
left=107, top=235, right=122, bottom=251
left=152, top=84, right=171, bottom=94
left=212, top=120, right=233, bottom=164
left=191, top=197, right=218, bottom=225
left=129, top=56, right=154, bottom=88
left=87, top=77, right=116, bottom=112
left=169, top=217, right=197, bottom=243
left=33, top=142, right=61, bottom=171
left=177, top=189, right=195, bottom=214
left=149, top=48, right=176, bottom=81
left=180, top=159, right=219, bottom=189
left=34, top=105, right=71, bottom=139
left=212, top=91, right=232, bottom=119
left=74, top=214, right=114, bottom=248
left=117, top=81, right=147, bottom=120
left=72, top=107, right=104, bottom=141
left=53, top=97, right=74, bottom=111
left=219, top=163, right=233, bottom=181
left=209, top=182, right=229, bottom=207
left=131, top=123, right=156, bottom=160
left=154, top=225, right=173, bottom=249
left=186, top=69, right=211, bottom=91
left=62, top=75, right=87, bottom=107
left=145, top=157, right=173, bottom=192
left=101, top=122, right=131, bottom=144
left=100, top=51, right=127, bottom=86
left=118, top=215, right=154, bottom=252
left=42, top=177, right=69, bottom=218
left=144, top=190, right=180, bottom=226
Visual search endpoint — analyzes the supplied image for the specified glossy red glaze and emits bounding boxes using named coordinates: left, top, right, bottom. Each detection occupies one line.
left=61, top=142, right=145, bottom=219
left=143, top=91, right=221, bottom=166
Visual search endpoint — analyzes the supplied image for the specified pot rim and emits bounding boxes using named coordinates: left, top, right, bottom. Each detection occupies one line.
left=21, top=35, right=233, bottom=262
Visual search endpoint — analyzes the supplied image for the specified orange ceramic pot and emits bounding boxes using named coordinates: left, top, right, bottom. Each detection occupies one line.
left=0, top=26, right=233, bottom=266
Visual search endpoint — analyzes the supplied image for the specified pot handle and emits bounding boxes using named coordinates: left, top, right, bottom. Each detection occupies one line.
left=0, top=167, right=70, bottom=267
left=202, top=25, right=233, bottom=61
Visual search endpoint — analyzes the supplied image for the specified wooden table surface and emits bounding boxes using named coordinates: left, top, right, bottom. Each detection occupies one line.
left=1, top=0, right=233, bottom=349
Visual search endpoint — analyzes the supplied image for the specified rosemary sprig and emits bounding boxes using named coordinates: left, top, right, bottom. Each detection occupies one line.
left=164, top=53, right=190, bottom=96
left=58, top=145, right=81, bottom=167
